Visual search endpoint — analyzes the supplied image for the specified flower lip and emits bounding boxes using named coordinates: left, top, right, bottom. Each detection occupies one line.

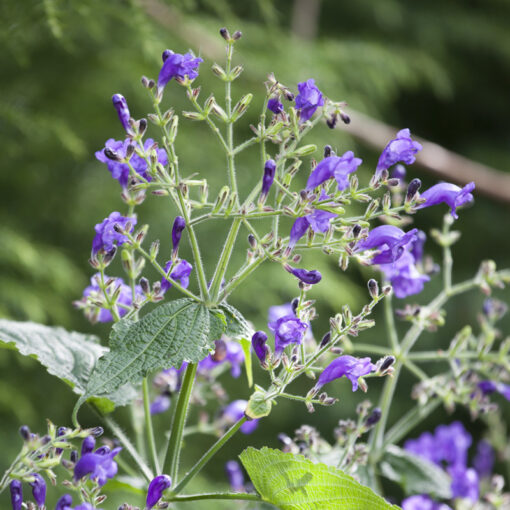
left=316, top=355, right=375, bottom=391
left=376, top=128, right=422, bottom=178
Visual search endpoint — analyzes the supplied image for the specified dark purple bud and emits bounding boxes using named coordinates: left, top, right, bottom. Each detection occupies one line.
left=367, top=279, right=379, bottom=299
left=352, top=224, right=362, bottom=238
left=29, top=473, right=46, bottom=507
left=112, top=94, right=132, bottom=134
left=140, top=277, right=150, bottom=295
left=10, top=480, right=22, bottom=510
left=138, top=118, right=147, bottom=135
left=225, top=460, right=245, bottom=492
left=326, top=114, right=337, bottom=129
left=285, top=264, right=322, bottom=285
left=320, top=332, right=331, bottom=348
left=232, top=30, right=242, bottom=40
left=81, top=436, right=96, bottom=456
left=104, top=147, right=121, bottom=161
left=171, top=216, right=186, bottom=256
left=147, top=474, right=172, bottom=509
left=252, top=331, right=269, bottom=362
left=220, top=28, right=230, bottom=40
left=379, top=355, right=396, bottom=372
left=291, top=298, right=299, bottom=314
left=365, top=407, right=382, bottom=427
left=70, top=450, right=78, bottom=463
left=340, top=112, right=351, bottom=124
left=323, top=145, right=333, bottom=158
left=406, top=178, right=422, bottom=200
left=248, top=234, right=257, bottom=248
left=19, top=425, right=31, bottom=441
left=260, top=159, right=276, bottom=200
left=267, top=97, right=284, bottom=114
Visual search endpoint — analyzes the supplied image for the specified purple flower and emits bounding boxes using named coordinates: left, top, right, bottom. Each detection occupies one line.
left=198, top=340, right=245, bottom=378
left=449, top=466, right=479, bottom=501
left=92, top=212, right=136, bottom=254
left=9, top=480, right=22, bottom=510
left=82, top=274, right=140, bottom=322
left=288, top=217, right=310, bottom=249
left=285, top=265, right=322, bottom=285
left=252, top=331, right=269, bottom=362
left=29, top=473, right=46, bottom=507
left=147, top=474, right=172, bottom=509
left=478, top=380, right=510, bottom=400
left=379, top=251, right=430, bottom=299
left=402, top=495, right=452, bottom=510
left=295, top=79, right=324, bottom=122
left=306, top=151, right=362, bottom=191
left=56, top=494, right=95, bottom=510
left=81, top=436, right=96, bottom=456
left=161, top=259, right=193, bottom=293
left=267, top=97, right=283, bottom=114
left=150, top=394, right=171, bottom=415
left=222, top=400, right=259, bottom=434
left=357, top=225, right=418, bottom=265
left=376, top=128, right=422, bottom=178
left=225, top=460, right=245, bottom=492
left=74, top=446, right=121, bottom=486
left=172, top=216, right=186, bottom=256
left=316, top=355, right=375, bottom=391
left=418, top=182, right=475, bottom=219
left=111, top=94, right=132, bottom=134
left=268, top=303, right=313, bottom=341
left=95, top=138, right=167, bottom=188
left=306, top=199, right=337, bottom=234
left=268, top=315, right=308, bottom=355
left=473, top=440, right=494, bottom=478
left=158, top=51, right=203, bottom=91
left=260, top=159, right=276, bottom=199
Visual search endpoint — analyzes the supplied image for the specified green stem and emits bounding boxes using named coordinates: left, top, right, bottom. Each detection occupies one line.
left=218, top=256, right=266, bottom=302
left=163, top=363, right=198, bottom=480
left=225, top=41, right=238, bottom=201
left=384, top=289, right=400, bottom=353
left=142, top=377, right=160, bottom=474
left=172, top=417, right=246, bottom=495
left=170, top=492, right=260, bottom=502
left=403, top=359, right=429, bottom=381
left=351, top=343, right=391, bottom=356
left=102, top=415, right=153, bottom=482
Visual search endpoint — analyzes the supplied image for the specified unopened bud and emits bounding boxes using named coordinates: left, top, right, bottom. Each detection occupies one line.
left=232, top=30, right=242, bottom=40
left=326, top=114, right=337, bottom=129
left=291, top=297, right=299, bottom=314
left=104, top=147, right=120, bottom=161
left=406, top=178, right=422, bottom=200
left=219, top=27, right=230, bottom=40
left=379, top=355, right=396, bottom=372
left=139, top=277, right=150, bottom=295
left=340, top=112, right=351, bottom=124
left=323, top=145, right=332, bottom=158
left=19, top=425, right=31, bottom=441
left=319, top=332, right=331, bottom=348
left=365, top=407, right=382, bottom=427
left=138, top=118, right=147, bottom=136
left=368, top=279, right=379, bottom=299
left=248, top=234, right=257, bottom=249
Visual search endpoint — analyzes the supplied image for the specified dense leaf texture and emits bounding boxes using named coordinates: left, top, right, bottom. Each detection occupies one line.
left=380, top=445, right=452, bottom=499
left=0, top=319, right=104, bottom=393
left=240, top=447, right=399, bottom=510
left=84, top=299, right=227, bottom=399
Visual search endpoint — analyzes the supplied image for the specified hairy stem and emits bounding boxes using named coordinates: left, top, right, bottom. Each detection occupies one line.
left=170, top=492, right=260, bottom=502
left=142, top=377, right=160, bottom=474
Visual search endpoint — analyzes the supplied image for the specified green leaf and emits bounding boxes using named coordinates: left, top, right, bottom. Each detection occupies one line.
left=240, top=447, right=400, bottom=510
left=245, top=390, right=272, bottom=419
left=220, top=303, right=253, bottom=339
left=380, top=445, right=451, bottom=499
left=239, top=337, right=253, bottom=387
left=84, top=299, right=224, bottom=400
left=0, top=319, right=105, bottom=393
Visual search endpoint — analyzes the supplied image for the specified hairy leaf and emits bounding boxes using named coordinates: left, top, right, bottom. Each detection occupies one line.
left=380, top=445, right=452, bottom=499
left=221, top=303, right=253, bottom=338
left=240, top=447, right=399, bottom=510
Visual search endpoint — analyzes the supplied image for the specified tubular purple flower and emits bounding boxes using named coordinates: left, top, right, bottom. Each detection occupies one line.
left=357, top=225, right=418, bottom=265
left=260, top=159, right=276, bottom=200
left=418, top=181, right=475, bottom=219
left=161, top=259, right=193, bottom=293
left=74, top=446, right=121, bottom=486
left=111, top=94, right=132, bottom=134
left=225, top=460, right=245, bottom=492
left=288, top=216, right=310, bottom=249
left=252, top=331, right=269, bottom=362
left=222, top=400, right=259, bottom=434
left=316, top=355, right=375, bottom=391
left=158, top=51, right=203, bottom=91
left=146, top=474, right=172, bottom=509
left=306, top=151, right=362, bottom=191
left=150, top=394, right=171, bottom=415
left=267, top=97, right=283, bottom=114
left=473, top=440, right=494, bottom=478
left=295, top=79, right=324, bottom=122
left=285, top=264, right=322, bottom=285
left=9, top=479, right=22, bottom=510
left=92, top=212, right=136, bottom=254
left=81, top=436, right=96, bottom=456
left=171, top=216, right=186, bottom=256
left=29, top=473, right=46, bottom=507
left=268, top=315, right=308, bottom=355
left=376, top=128, right=422, bottom=178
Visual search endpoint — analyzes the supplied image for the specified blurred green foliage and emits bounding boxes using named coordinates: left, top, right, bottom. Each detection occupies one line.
left=1, top=0, right=510, bottom=506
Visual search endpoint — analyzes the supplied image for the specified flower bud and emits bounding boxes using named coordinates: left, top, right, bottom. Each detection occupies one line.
left=259, top=159, right=276, bottom=203
left=406, top=178, right=422, bottom=201
left=367, top=279, right=379, bottom=299
left=19, top=425, right=31, bottom=441
left=232, top=30, right=242, bottom=40
left=323, top=145, right=333, bottom=158
left=29, top=473, right=46, bottom=507
left=252, top=331, right=269, bottom=362
left=340, top=112, right=351, bottom=124
left=146, top=475, right=172, bottom=509
left=319, top=332, right=331, bottom=348
left=247, top=234, right=257, bottom=249
left=364, top=407, right=382, bottom=427
left=10, top=480, right=22, bottom=510
left=378, top=355, right=396, bottom=373
left=171, top=216, right=186, bottom=257
left=219, top=27, right=230, bottom=40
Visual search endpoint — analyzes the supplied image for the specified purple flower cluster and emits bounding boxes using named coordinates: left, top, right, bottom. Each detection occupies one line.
left=295, top=79, right=324, bottom=122
left=158, top=50, right=203, bottom=91
left=404, top=422, right=491, bottom=503
left=316, top=355, right=375, bottom=392
left=92, top=212, right=136, bottom=254
left=74, top=436, right=121, bottom=486
left=268, top=314, right=308, bottom=355
left=376, top=128, right=422, bottom=178
left=95, top=138, right=168, bottom=188
left=306, top=151, right=362, bottom=191
left=82, top=274, right=142, bottom=322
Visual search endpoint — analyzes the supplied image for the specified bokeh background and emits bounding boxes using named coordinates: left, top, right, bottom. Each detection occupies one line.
left=1, top=0, right=510, bottom=507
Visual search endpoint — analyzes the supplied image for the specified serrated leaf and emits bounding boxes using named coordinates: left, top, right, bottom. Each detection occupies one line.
left=0, top=319, right=105, bottom=393
left=240, top=447, right=399, bottom=510
left=221, top=303, right=252, bottom=338
left=380, top=445, right=451, bottom=499
left=84, top=299, right=225, bottom=399
left=246, top=390, right=272, bottom=419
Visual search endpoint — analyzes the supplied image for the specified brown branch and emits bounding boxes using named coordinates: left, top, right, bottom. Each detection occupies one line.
left=142, top=0, right=510, bottom=203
